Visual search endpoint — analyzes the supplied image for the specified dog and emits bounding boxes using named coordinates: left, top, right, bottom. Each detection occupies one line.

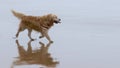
left=12, top=10, right=61, bottom=43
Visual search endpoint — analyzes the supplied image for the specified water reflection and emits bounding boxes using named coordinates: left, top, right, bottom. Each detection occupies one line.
left=11, top=40, right=59, bottom=68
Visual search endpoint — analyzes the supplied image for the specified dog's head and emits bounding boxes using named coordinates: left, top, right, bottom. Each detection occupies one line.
left=47, top=14, right=61, bottom=24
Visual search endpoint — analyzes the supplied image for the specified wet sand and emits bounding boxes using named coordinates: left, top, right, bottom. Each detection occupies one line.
left=1, top=23, right=120, bottom=68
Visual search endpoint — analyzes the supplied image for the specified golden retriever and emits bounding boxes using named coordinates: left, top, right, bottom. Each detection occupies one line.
left=12, top=10, right=61, bottom=43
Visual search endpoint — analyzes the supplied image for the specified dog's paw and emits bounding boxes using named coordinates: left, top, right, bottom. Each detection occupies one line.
left=39, top=36, right=44, bottom=38
left=15, top=40, right=18, bottom=43
left=31, top=39, right=36, bottom=41
left=50, top=41, right=54, bottom=43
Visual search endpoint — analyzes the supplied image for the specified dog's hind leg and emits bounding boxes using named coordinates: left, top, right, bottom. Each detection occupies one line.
left=16, top=30, right=20, bottom=38
left=15, top=22, right=26, bottom=38
left=16, top=27, right=25, bottom=38
left=28, top=29, right=34, bottom=41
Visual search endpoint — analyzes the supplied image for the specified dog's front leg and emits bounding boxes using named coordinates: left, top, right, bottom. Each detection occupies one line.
left=43, top=29, right=53, bottom=43
left=39, top=32, right=44, bottom=38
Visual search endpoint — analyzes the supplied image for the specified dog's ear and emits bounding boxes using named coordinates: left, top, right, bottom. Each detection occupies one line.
left=46, top=14, right=54, bottom=21
left=45, top=14, right=54, bottom=26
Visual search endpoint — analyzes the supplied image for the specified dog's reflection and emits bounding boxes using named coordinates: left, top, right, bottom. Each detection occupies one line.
left=12, top=40, right=59, bottom=68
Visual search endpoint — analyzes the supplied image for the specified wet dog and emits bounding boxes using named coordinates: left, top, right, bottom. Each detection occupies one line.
left=12, top=10, right=61, bottom=43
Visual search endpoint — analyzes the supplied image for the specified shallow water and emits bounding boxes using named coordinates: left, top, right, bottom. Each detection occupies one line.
left=1, top=0, right=120, bottom=68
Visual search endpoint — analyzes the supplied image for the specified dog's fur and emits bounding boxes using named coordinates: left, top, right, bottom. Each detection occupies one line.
left=12, top=10, right=61, bottom=43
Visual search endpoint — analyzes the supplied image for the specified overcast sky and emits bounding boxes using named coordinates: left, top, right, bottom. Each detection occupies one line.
left=0, top=0, right=120, bottom=24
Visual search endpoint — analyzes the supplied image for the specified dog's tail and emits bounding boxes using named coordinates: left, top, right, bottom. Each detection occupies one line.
left=11, top=10, right=26, bottom=19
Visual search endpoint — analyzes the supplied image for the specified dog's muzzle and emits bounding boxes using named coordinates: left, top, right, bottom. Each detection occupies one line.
left=54, top=18, right=61, bottom=24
